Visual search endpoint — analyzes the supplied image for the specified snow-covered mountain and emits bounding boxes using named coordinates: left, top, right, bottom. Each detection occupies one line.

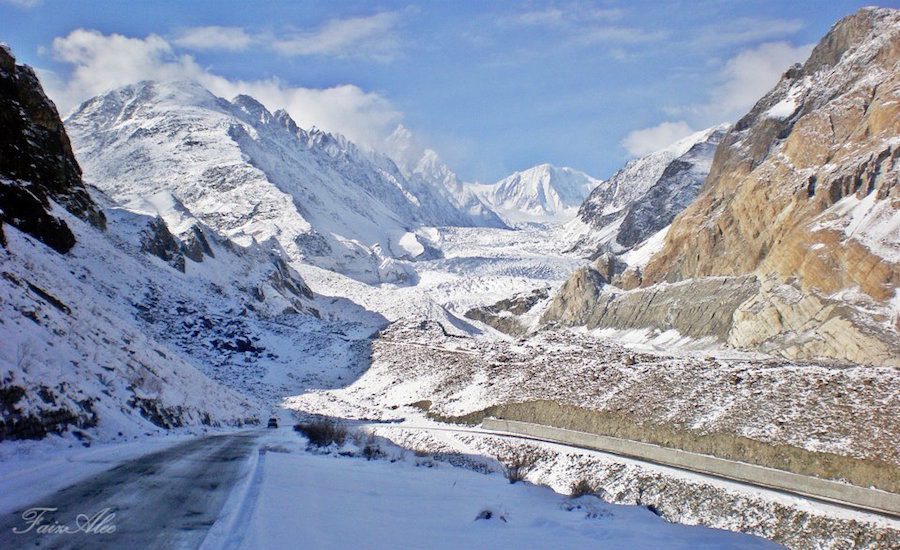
left=1, top=46, right=269, bottom=439
left=564, top=124, right=728, bottom=260
left=545, top=7, right=900, bottom=367
left=383, top=125, right=595, bottom=227
left=383, top=125, right=507, bottom=228
left=65, top=81, right=492, bottom=284
left=471, top=164, right=601, bottom=226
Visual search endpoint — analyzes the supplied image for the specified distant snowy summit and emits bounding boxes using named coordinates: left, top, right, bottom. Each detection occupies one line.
left=471, top=163, right=601, bottom=226
left=384, top=125, right=507, bottom=229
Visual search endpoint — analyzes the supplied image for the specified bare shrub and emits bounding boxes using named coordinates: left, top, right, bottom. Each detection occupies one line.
left=569, top=478, right=596, bottom=497
left=362, top=439, right=385, bottom=461
left=352, top=431, right=386, bottom=461
left=503, top=450, right=539, bottom=484
left=474, top=508, right=507, bottom=522
left=294, top=418, right=348, bottom=447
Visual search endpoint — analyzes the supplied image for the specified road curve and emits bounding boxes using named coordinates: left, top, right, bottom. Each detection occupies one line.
left=0, top=432, right=258, bottom=549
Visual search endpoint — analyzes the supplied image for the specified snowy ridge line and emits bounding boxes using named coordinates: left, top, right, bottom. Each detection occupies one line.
left=481, top=418, right=900, bottom=518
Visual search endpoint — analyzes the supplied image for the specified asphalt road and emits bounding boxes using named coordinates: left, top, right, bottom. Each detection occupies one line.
left=0, top=432, right=258, bottom=549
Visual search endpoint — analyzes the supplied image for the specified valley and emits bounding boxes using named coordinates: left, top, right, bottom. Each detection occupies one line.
left=1, top=5, right=898, bottom=549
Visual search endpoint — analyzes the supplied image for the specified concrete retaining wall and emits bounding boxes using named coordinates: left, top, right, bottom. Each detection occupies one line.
left=482, top=417, right=900, bottom=517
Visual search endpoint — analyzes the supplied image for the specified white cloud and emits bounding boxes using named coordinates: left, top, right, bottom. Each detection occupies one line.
left=694, top=17, right=805, bottom=48
left=45, top=29, right=402, bottom=149
left=692, top=41, right=815, bottom=123
left=630, top=40, right=815, bottom=158
left=621, top=121, right=695, bottom=156
left=1, top=0, right=41, bottom=8
left=272, top=12, right=402, bottom=61
left=172, top=26, right=254, bottom=51
left=506, top=5, right=653, bottom=46
left=574, top=26, right=667, bottom=45
left=511, top=5, right=624, bottom=27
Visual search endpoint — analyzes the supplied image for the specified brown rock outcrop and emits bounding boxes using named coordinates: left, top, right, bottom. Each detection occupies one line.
left=642, top=8, right=899, bottom=305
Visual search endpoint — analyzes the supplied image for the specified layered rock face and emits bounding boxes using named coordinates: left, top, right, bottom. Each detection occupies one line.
left=643, top=8, right=899, bottom=312
left=0, top=45, right=104, bottom=253
left=542, top=273, right=760, bottom=340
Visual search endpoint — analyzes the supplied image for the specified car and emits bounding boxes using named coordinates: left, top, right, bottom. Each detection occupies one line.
left=267, top=417, right=278, bottom=429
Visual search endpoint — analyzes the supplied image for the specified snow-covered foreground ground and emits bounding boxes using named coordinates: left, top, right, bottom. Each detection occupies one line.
left=238, top=439, right=774, bottom=549
left=3, top=221, right=894, bottom=548
left=0, top=427, right=777, bottom=549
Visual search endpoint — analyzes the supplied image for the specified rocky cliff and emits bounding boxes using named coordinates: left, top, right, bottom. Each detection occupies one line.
left=0, top=44, right=104, bottom=253
left=643, top=8, right=898, bottom=311
left=545, top=8, right=900, bottom=366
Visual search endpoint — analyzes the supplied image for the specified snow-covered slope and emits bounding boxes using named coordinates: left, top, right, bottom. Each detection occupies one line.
left=0, top=48, right=271, bottom=440
left=472, top=164, right=601, bottom=226
left=565, top=124, right=728, bottom=260
left=66, top=81, right=488, bottom=284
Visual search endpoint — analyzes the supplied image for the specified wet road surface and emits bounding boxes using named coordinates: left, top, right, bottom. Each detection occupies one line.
left=0, top=432, right=258, bottom=549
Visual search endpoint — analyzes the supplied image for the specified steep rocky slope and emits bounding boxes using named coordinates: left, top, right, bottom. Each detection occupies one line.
left=471, top=164, right=601, bottom=225
left=0, top=44, right=104, bottom=253
left=566, top=125, right=728, bottom=258
left=545, top=8, right=900, bottom=366
left=0, top=46, right=271, bottom=440
left=644, top=8, right=899, bottom=300
left=66, top=82, right=488, bottom=284
left=637, top=9, right=899, bottom=352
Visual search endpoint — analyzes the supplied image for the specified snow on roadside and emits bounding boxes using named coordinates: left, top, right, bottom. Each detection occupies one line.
left=236, top=434, right=775, bottom=549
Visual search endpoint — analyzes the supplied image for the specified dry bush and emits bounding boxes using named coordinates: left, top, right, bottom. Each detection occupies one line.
left=294, top=418, right=348, bottom=447
left=569, top=478, right=596, bottom=497
left=503, top=450, right=539, bottom=484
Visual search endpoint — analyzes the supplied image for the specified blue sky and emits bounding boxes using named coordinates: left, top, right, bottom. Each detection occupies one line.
left=0, top=0, right=883, bottom=181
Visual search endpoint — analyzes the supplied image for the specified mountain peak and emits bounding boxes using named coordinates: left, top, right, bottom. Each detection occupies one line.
left=232, top=94, right=273, bottom=124
left=473, top=163, right=601, bottom=225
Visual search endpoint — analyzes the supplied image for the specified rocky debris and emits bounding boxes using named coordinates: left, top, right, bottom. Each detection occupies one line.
left=0, top=381, right=98, bottom=441
left=0, top=44, right=104, bottom=254
left=353, top=321, right=900, bottom=469
left=728, top=278, right=900, bottom=367
left=464, top=287, right=549, bottom=335
left=542, top=272, right=760, bottom=341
